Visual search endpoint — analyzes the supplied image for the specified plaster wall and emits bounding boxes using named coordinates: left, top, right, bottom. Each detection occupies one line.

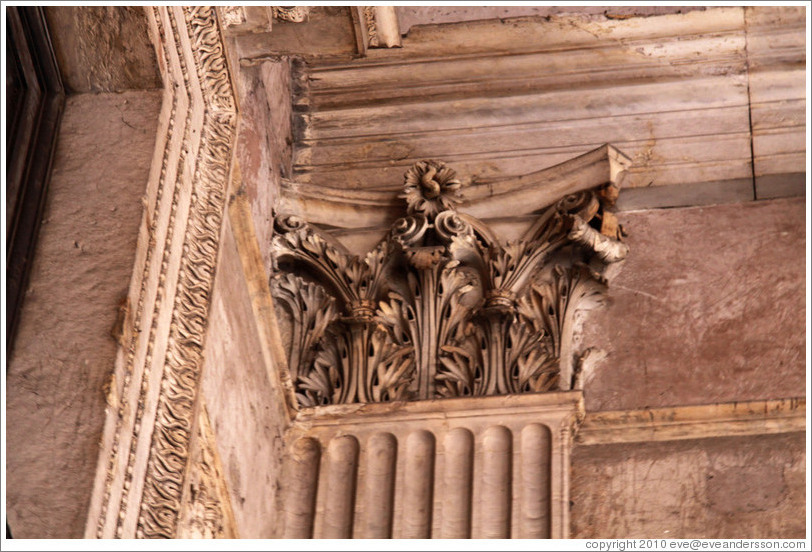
left=582, top=197, right=806, bottom=411
left=6, top=90, right=162, bottom=538
left=571, top=432, right=806, bottom=538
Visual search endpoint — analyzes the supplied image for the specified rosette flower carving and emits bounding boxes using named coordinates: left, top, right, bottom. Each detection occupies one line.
left=400, top=160, right=462, bottom=217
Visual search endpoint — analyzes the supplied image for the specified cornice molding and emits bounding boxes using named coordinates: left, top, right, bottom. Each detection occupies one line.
left=86, top=6, right=237, bottom=539
left=302, top=8, right=747, bottom=110
left=289, top=7, right=804, bottom=205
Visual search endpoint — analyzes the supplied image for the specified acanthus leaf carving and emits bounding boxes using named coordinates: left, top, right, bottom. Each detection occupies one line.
left=271, top=273, right=338, bottom=385
left=271, top=155, right=629, bottom=408
left=272, top=214, right=389, bottom=311
left=531, top=263, right=608, bottom=391
left=381, top=257, right=476, bottom=399
left=302, top=321, right=415, bottom=406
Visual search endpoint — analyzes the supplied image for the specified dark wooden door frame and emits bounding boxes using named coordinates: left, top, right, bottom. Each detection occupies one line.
left=6, top=6, right=65, bottom=357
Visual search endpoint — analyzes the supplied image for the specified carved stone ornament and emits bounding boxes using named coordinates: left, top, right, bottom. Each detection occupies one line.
left=271, top=160, right=628, bottom=408
left=87, top=6, right=237, bottom=540
left=353, top=6, right=402, bottom=51
left=220, top=6, right=247, bottom=27
left=363, top=6, right=379, bottom=47
left=271, top=6, right=310, bottom=23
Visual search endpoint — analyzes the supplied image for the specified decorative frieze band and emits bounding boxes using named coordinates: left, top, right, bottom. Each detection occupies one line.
left=271, top=153, right=630, bottom=408
left=136, top=6, right=236, bottom=539
left=86, top=6, right=236, bottom=539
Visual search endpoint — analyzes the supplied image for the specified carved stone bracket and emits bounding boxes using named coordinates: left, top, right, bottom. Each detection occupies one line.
left=271, top=154, right=629, bottom=408
left=219, top=6, right=273, bottom=34
left=218, top=6, right=309, bottom=35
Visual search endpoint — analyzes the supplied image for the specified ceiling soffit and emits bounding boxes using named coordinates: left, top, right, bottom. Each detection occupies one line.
left=287, top=8, right=750, bottom=202
left=231, top=6, right=802, bottom=230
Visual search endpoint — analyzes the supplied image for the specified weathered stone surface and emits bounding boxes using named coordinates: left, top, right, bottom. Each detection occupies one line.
left=235, top=7, right=357, bottom=61
left=201, top=214, right=289, bottom=538
left=176, top=405, right=238, bottom=538
left=233, top=60, right=293, bottom=274
left=615, top=178, right=755, bottom=211
left=571, top=432, right=806, bottom=538
left=291, top=8, right=756, bottom=202
left=577, top=398, right=805, bottom=446
left=45, top=7, right=161, bottom=93
left=745, top=7, right=806, bottom=199
left=6, top=90, right=162, bottom=538
left=581, top=197, right=805, bottom=411
left=397, top=6, right=708, bottom=35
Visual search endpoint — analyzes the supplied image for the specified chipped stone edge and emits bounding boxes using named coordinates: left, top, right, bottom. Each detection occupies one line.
left=576, top=397, right=806, bottom=446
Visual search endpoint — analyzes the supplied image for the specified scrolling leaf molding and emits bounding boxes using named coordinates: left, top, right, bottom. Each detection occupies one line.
left=271, top=158, right=628, bottom=407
